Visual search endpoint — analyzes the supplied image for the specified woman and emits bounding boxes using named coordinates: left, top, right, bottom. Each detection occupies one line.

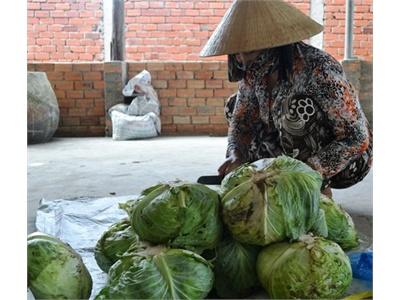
left=200, top=0, right=372, bottom=195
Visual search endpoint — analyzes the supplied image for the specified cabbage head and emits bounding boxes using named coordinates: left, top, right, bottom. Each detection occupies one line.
left=320, top=194, right=359, bottom=250
left=28, top=232, right=93, bottom=299
left=214, top=235, right=260, bottom=298
left=94, top=219, right=140, bottom=273
left=96, top=246, right=214, bottom=299
left=221, top=156, right=323, bottom=245
left=257, top=235, right=352, bottom=299
left=121, top=182, right=222, bottom=252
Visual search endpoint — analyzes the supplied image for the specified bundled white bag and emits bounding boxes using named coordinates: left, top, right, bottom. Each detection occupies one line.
left=111, top=110, right=161, bottom=141
left=122, top=70, right=152, bottom=97
left=108, top=103, right=129, bottom=116
left=123, top=70, right=160, bottom=116
left=127, top=94, right=160, bottom=116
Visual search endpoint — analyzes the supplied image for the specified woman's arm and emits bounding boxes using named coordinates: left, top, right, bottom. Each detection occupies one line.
left=218, top=88, right=259, bottom=175
left=307, top=64, right=370, bottom=180
left=226, top=89, right=259, bottom=161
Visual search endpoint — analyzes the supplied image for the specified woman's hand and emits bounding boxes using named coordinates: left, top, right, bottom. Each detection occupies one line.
left=218, top=153, right=243, bottom=176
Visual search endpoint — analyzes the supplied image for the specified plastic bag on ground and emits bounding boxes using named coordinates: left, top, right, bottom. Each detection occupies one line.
left=348, top=249, right=373, bottom=286
left=107, top=103, right=129, bottom=117
left=127, top=94, right=160, bottom=116
left=111, top=111, right=161, bottom=141
left=123, top=70, right=160, bottom=116
left=122, top=70, right=151, bottom=97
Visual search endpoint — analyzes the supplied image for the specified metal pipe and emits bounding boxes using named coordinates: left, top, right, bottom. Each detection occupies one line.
left=344, top=0, right=355, bottom=59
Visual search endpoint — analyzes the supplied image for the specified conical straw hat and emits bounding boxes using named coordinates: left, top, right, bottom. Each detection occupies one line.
left=200, top=0, right=323, bottom=57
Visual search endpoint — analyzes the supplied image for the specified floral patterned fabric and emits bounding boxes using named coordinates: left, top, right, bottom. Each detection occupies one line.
left=225, top=42, right=372, bottom=189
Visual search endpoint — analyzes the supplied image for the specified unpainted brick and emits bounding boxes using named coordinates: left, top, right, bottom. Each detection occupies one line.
left=146, top=62, right=165, bottom=71
left=46, top=72, right=64, bottom=81
left=177, top=71, right=194, bottom=79
left=192, top=116, right=210, bottom=124
left=64, top=72, right=82, bottom=81
left=169, top=98, right=187, bottom=107
left=207, top=98, right=224, bottom=107
left=161, top=124, right=177, bottom=134
left=195, top=89, right=213, bottom=97
left=74, top=80, right=93, bottom=90
left=178, top=107, right=197, bottom=116
left=187, top=80, right=205, bottom=89
left=75, top=99, right=94, bottom=108
left=177, top=89, right=195, bottom=97
left=169, top=80, right=187, bottom=89
left=34, top=63, right=55, bottom=72
left=183, top=63, right=202, bottom=71
left=58, top=99, right=76, bottom=108
left=80, top=116, right=99, bottom=126
left=197, top=106, right=216, bottom=115
left=67, top=90, right=84, bottom=99
left=159, top=89, right=177, bottom=97
left=72, top=64, right=91, bottom=71
left=84, top=90, right=103, bottom=98
left=83, top=72, right=102, bottom=81
left=206, top=80, right=223, bottom=89
left=161, top=115, right=173, bottom=125
left=62, top=117, right=81, bottom=126
left=173, top=116, right=191, bottom=124
left=162, top=107, right=179, bottom=116
left=69, top=108, right=87, bottom=116
left=53, top=80, right=74, bottom=90
left=195, top=71, right=214, bottom=80
left=210, top=115, right=227, bottom=124
left=188, top=98, right=206, bottom=107
left=87, top=106, right=105, bottom=116
left=152, top=80, right=168, bottom=89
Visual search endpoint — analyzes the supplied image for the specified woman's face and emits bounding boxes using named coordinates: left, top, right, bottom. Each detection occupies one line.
left=235, top=50, right=263, bottom=66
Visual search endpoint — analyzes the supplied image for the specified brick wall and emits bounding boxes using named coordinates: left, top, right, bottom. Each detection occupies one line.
left=324, top=0, right=373, bottom=60
left=27, top=0, right=372, bottom=62
left=27, top=60, right=371, bottom=136
left=26, top=1, right=373, bottom=137
left=27, top=63, right=106, bottom=136
left=127, top=61, right=237, bottom=135
left=27, top=0, right=104, bottom=61
left=27, top=61, right=237, bottom=136
left=124, top=0, right=310, bottom=61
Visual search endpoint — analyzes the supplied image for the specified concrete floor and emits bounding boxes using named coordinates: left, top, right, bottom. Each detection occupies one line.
left=28, top=137, right=373, bottom=234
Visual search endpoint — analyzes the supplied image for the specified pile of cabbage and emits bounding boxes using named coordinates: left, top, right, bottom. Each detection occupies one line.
left=27, top=155, right=360, bottom=299
left=95, top=182, right=220, bottom=299
left=92, top=156, right=360, bottom=299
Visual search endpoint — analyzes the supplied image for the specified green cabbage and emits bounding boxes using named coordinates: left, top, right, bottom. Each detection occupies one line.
left=28, top=232, right=93, bottom=299
left=320, top=194, right=359, bottom=250
left=214, top=235, right=260, bottom=298
left=121, top=182, right=222, bottom=252
left=311, top=207, right=329, bottom=238
left=221, top=156, right=323, bottom=245
left=94, top=219, right=140, bottom=273
left=96, top=246, right=214, bottom=299
left=257, top=235, right=352, bottom=299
